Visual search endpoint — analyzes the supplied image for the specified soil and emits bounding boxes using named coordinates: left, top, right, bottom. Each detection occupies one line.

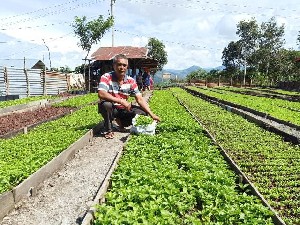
left=0, top=106, right=75, bottom=137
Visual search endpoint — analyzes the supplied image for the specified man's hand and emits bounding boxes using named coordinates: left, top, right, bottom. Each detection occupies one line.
left=151, top=114, right=161, bottom=122
left=120, top=99, right=131, bottom=111
left=125, top=102, right=131, bottom=111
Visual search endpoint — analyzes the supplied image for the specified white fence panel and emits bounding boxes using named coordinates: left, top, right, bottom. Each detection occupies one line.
left=6, top=67, right=27, bottom=98
left=27, top=69, right=44, bottom=96
left=45, top=71, right=68, bottom=95
left=0, top=67, right=71, bottom=98
left=0, top=67, right=5, bottom=96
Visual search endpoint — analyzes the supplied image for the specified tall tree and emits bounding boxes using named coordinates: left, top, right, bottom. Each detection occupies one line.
left=146, top=37, right=168, bottom=71
left=72, top=15, right=113, bottom=91
left=236, top=18, right=259, bottom=85
left=257, top=17, right=285, bottom=85
left=186, top=68, right=208, bottom=83
left=275, top=49, right=300, bottom=82
left=72, top=15, right=114, bottom=59
left=222, top=41, right=242, bottom=85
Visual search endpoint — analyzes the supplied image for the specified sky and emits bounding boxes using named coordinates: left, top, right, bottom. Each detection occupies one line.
left=0, top=0, right=299, bottom=71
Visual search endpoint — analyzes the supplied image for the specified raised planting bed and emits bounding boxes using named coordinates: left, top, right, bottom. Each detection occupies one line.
left=0, top=95, right=101, bottom=220
left=182, top=87, right=300, bottom=144
left=186, top=86, right=300, bottom=128
left=217, top=86, right=300, bottom=102
left=90, top=90, right=275, bottom=225
left=172, top=87, right=300, bottom=225
left=0, top=93, right=99, bottom=139
left=0, top=106, right=75, bottom=138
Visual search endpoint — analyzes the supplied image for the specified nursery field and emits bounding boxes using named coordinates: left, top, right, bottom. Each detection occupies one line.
left=1, top=88, right=299, bottom=224
left=170, top=87, right=300, bottom=225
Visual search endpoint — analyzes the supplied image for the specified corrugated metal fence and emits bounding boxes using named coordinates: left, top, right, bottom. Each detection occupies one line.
left=0, top=67, right=69, bottom=98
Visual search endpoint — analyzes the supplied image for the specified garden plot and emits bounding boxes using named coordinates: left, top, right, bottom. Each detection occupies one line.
left=173, top=87, right=300, bottom=225
left=91, top=90, right=275, bottom=225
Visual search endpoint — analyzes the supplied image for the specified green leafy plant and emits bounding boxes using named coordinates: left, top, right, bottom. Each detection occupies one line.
left=134, top=115, right=153, bottom=126
left=94, top=90, right=274, bottom=225
left=172, top=87, right=300, bottom=224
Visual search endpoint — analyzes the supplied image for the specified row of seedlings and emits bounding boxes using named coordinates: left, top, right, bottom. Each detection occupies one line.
left=186, top=86, right=300, bottom=127
left=93, top=90, right=274, bottom=224
left=0, top=93, right=101, bottom=194
left=0, top=96, right=54, bottom=109
left=219, top=86, right=300, bottom=97
left=172, top=87, right=300, bottom=225
left=211, top=86, right=300, bottom=102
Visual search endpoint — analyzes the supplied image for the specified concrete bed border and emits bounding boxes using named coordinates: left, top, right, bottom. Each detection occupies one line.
left=80, top=141, right=126, bottom=225
left=0, top=123, right=102, bottom=221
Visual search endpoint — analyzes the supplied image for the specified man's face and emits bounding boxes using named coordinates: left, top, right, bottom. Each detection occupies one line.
left=113, top=58, right=128, bottom=77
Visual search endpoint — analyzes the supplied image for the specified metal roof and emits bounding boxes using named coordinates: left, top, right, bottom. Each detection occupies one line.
left=91, top=46, right=148, bottom=61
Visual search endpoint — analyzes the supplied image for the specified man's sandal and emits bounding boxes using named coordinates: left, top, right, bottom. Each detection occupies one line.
left=104, top=132, right=114, bottom=139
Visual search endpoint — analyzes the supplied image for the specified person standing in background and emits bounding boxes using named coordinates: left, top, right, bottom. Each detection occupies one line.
left=136, top=70, right=143, bottom=91
left=142, top=68, right=151, bottom=91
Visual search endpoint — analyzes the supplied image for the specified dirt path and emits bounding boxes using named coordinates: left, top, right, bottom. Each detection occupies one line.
left=1, top=127, right=129, bottom=225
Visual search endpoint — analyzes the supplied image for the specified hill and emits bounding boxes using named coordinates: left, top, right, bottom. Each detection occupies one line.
left=154, top=65, right=200, bottom=82
left=153, top=65, right=224, bottom=83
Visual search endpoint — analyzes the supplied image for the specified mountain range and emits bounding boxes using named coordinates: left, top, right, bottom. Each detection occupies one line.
left=154, top=65, right=224, bottom=82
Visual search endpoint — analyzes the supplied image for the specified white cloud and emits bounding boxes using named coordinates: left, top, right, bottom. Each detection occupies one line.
left=0, top=0, right=300, bottom=70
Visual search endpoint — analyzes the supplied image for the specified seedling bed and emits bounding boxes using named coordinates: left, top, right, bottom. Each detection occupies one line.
left=183, top=86, right=300, bottom=144
left=0, top=106, right=75, bottom=138
left=173, top=87, right=300, bottom=224
left=174, top=93, right=285, bottom=225
left=89, top=90, right=275, bottom=225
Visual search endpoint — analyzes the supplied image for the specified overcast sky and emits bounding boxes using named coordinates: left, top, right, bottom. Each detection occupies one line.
left=0, top=0, right=299, bottom=70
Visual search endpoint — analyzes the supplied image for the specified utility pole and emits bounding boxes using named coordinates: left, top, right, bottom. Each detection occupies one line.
left=42, top=39, right=52, bottom=70
left=111, top=0, right=116, bottom=47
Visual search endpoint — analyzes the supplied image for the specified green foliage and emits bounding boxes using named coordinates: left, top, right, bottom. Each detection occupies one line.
left=187, top=86, right=300, bottom=126
left=0, top=96, right=55, bottom=109
left=72, top=15, right=114, bottom=58
left=134, top=115, right=153, bottom=126
left=186, top=68, right=208, bottom=82
left=74, top=64, right=85, bottom=74
left=222, top=41, right=242, bottom=77
left=94, top=90, right=274, bottom=224
left=173, top=87, right=300, bottom=224
left=146, top=37, right=168, bottom=71
left=51, top=66, right=72, bottom=73
left=222, top=16, right=293, bottom=86
left=0, top=96, right=101, bottom=194
left=53, top=93, right=98, bottom=107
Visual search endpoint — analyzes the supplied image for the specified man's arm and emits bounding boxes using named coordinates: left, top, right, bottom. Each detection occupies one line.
left=98, top=90, right=131, bottom=110
left=135, top=94, right=160, bottom=121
